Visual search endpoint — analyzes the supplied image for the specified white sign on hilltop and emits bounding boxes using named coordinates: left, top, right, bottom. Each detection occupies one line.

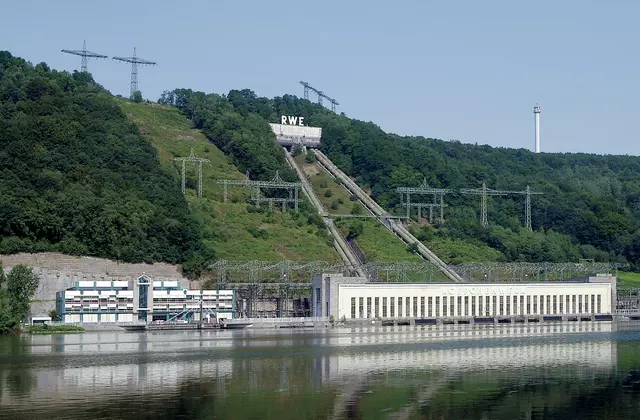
left=281, top=115, right=305, bottom=126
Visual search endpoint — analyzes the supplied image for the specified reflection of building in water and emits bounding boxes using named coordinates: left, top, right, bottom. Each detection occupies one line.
left=313, top=274, right=616, bottom=321
left=310, top=340, right=617, bottom=385
left=56, top=275, right=235, bottom=323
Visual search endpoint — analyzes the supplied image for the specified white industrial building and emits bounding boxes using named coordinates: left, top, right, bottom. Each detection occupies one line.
left=56, top=274, right=235, bottom=323
left=312, top=274, right=616, bottom=321
left=269, top=122, right=322, bottom=148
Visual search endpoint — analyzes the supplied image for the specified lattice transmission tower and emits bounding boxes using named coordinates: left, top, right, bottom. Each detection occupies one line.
left=174, top=148, right=210, bottom=197
left=460, top=183, right=542, bottom=229
left=61, top=40, right=107, bottom=72
left=112, top=47, right=157, bottom=98
left=396, top=178, right=453, bottom=224
left=299, top=81, right=339, bottom=112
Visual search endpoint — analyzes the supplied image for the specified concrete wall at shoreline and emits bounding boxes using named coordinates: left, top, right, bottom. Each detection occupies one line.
left=0, top=252, right=187, bottom=315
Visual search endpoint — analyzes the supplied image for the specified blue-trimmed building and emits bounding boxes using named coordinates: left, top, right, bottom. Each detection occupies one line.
left=56, top=274, right=235, bottom=323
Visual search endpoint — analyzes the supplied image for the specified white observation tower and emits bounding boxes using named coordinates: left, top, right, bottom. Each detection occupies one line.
left=534, top=103, right=541, bottom=153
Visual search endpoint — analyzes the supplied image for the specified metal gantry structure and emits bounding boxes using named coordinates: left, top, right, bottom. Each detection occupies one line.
left=396, top=178, right=453, bottom=224
left=61, top=40, right=107, bottom=72
left=299, top=81, right=339, bottom=112
left=208, top=259, right=622, bottom=287
left=112, top=47, right=157, bottom=98
left=459, top=183, right=542, bottom=229
left=217, top=171, right=302, bottom=212
left=174, top=148, right=210, bottom=197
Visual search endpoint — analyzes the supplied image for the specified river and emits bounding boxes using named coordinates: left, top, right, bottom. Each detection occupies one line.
left=1, top=322, right=639, bottom=419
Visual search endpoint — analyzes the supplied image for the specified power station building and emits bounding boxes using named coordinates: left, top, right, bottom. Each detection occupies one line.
left=312, top=274, right=616, bottom=321
left=56, top=275, right=235, bottom=323
left=269, top=116, right=322, bottom=148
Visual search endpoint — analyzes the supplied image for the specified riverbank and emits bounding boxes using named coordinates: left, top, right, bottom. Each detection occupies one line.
left=24, top=324, right=85, bottom=334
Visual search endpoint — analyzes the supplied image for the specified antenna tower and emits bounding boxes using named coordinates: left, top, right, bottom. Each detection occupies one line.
left=299, top=81, right=339, bottom=112
left=61, top=40, right=107, bottom=73
left=112, top=47, right=157, bottom=98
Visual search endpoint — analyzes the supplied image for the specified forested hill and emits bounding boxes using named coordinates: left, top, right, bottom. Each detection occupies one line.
left=0, top=52, right=203, bottom=269
left=161, top=89, right=640, bottom=269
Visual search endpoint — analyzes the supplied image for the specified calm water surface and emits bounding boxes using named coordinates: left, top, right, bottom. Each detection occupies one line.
left=1, top=322, right=640, bottom=419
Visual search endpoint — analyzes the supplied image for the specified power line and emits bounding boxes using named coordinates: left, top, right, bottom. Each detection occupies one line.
left=173, top=148, right=210, bottom=197
left=112, top=47, right=157, bottom=98
left=61, top=40, right=107, bottom=73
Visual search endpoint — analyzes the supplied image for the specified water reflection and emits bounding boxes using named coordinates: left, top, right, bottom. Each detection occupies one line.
left=1, top=322, right=639, bottom=419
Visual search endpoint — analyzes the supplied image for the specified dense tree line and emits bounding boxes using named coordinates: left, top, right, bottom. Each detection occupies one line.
left=163, top=88, right=640, bottom=268
left=0, top=52, right=204, bottom=272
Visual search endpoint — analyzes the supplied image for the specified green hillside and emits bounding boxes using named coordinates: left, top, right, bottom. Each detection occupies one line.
left=0, top=52, right=202, bottom=269
left=118, top=100, right=339, bottom=263
left=161, top=88, right=640, bottom=270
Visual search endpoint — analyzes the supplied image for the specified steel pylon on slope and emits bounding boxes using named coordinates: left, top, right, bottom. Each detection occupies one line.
left=216, top=170, right=302, bottom=212
left=173, top=148, right=210, bottom=197
left=112, top=47, right=157, bottom=98
left=460, top=183, right=542, bottom=228
left=299, top=81, right=339, bottom=112
left=61, top=40, right=107, bottom=72
left=396, top=178, right=453, bottom=224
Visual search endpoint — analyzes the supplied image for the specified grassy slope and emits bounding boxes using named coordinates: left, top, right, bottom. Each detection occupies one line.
left=295, top=155, right=423, bottom=263
left=119, top=100, right=339, bottom=262
left=618, top=271, right=640, bottom=289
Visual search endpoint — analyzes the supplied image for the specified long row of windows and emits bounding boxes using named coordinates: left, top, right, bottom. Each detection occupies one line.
left=350, top=293, right=604, bottom=319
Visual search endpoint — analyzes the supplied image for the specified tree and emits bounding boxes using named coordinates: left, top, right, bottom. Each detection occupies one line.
left=0, top=264, right=40, bottom=334
left=324, top=189, right=332, bottom=198
left=347, top=222, right=364, bottom=240
left=49, top=309, right=62, bottom=322
left=305, top=150, right=317, bottom=163
left=131, top=90, right=143, bottom=103
left=292, top=144, right=303, bottom=157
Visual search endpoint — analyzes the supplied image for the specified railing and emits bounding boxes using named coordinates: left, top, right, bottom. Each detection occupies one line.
left=226, top=316, right=330, bottom=324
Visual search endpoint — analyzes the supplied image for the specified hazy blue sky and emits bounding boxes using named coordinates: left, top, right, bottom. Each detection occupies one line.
left=2, top=0, right=638, bottom=155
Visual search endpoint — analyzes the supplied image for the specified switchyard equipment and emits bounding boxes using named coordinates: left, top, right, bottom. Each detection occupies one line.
left=61, top=40, right=107, bottom=72
left=217, top=171, right=302, bottom=212
left=396, top=178, right=452, bottom=224
left=112, top=47, right=157, bottom=98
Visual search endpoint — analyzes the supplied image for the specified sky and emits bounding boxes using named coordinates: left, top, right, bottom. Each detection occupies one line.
left=2, top=0, right=639, bottom=155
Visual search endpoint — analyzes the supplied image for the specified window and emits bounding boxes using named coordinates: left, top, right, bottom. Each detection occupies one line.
left=486, top=296, right=491, bottom=316
left=450, top=297, right=455, bottom=317
left=359, top=297, right=364, bottom=318
left=435, top=297, right=440, bottom=316
left=375, top=297, right=380, bottom=318
left=407, top=297, right=412, bottom=317
left=559, top=295, right=564, bottom=314
left=478, top=296, right=483, bottom=316
left=351, top=298, right=356, bottom=319
left=390, top=297, right=395, bottom=318
left=499, top=296, right=504, bottom=316
left=383, top=297, right=387, bottom=317
left=520, top=295, right=524, bottom=315
left=533, top=296, right=538, bottom=314
left=472, top=296, right=477, bottom=316
left=421, top=297, right=425, bottom=318
left=506, top=296, right=511, bottom=315
left=367, top=297, right=372, bottom=318
left=546, top=295, right=551, bottom=315
left=527, top=296, right=531, bottom=315
left=566, top=295, right=571, bottom=313
left=457, top=296, right=462, bottom=316
left=397, top=297, right=402, bottom=317
left=553, top=295, right=557, bottom=314
left=464, top=296, right=469, bottom=316
left=578, top=295, right=583, bottom=313
left=427, top=297, right=431, bottom=317
left=597, top=295, right=601, bottom=313
left=443, top=297, right=448, bottom=316
left=492, top=296, right=497, bottom=316
left=591, top=295, right=595, bottom=314
left=413, top=297, right=418, bottom=318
